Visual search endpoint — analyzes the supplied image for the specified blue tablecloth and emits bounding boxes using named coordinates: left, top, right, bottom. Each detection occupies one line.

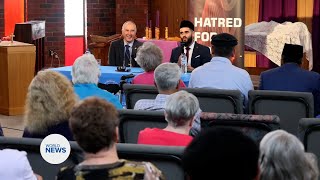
left=52, top=66, right=191, bottom=86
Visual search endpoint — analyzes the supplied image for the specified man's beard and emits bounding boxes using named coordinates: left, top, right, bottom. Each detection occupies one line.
left=181, top=36, right=193, bottom=47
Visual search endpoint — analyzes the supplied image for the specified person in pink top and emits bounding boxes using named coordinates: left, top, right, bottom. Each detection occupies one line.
left=138, top=90, right=199, bottom=146
left=132, top=42, right=186, bottom=87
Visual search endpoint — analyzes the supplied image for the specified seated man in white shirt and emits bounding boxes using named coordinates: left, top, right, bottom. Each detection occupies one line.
left=189, top=33, right=253, bottom=107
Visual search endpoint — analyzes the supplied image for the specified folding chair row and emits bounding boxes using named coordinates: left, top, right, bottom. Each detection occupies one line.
left=124, top=84, right=243, bottom=113
left=118, top=109, right=280, bottom=144
left=0, top=137, right=185, bottom=180
left=124, top=84, right=314, bottom=135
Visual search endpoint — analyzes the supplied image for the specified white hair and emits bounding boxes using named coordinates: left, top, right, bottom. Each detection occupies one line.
left=154, top=63, right=181, bottom=91
left=136, top=42, right=163, bottom=72
left=72, top=53, right=101, bottom=84
left=260, top=130, right=319, bottom=180
left=165, top=90, right=199, bottom=127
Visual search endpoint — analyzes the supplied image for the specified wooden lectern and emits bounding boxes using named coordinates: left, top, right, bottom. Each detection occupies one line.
left=14, top=21, right=45, bottom=73
left=0, top=41, right=36, bottom=115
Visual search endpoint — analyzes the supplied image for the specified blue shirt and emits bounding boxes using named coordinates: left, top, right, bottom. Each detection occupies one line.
left=189, top=57, right=253, bottom=105
left=74, top=83, right=123, bottom=109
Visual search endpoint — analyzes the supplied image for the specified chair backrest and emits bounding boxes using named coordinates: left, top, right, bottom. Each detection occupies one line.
left=249, top=90, right=314, bottom=135
left=123, top=84, right=158, bottom=109
left=118, top=109, right=167, bottom=143
left=182, top=87, right=243, bottom=113
left=117, top=143, right=185, bottom=180
left=298, top=118, right=320, bottom=170
left=0, top=137, right=82, bottom=180
left=201, top=112, right=280, bottom=143
left=124, top=84, right=243, bottom=113
left=0, top=137, right=185, bottom=180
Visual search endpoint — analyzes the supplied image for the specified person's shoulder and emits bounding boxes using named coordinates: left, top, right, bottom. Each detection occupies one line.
left=0, top=149, right=27, bottom=159
left=134, top=39, right=143, bottom=46
left=261, top=67, right=281, bottom=76
left=122, top=160, right=164, bottom=179
left=195, top=42, right=210, bottom=49
left=111, top=39, right=122, bottom=46
left=56, top=165, right=75, bottom=180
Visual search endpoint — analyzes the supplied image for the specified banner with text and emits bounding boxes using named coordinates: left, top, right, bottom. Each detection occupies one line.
left=188, top=0, right=245, bottom=67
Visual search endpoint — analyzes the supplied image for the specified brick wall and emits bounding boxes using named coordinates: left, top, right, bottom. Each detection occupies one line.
left=0, top=0, right=4, bottom=38
left=87, top=0, right=116, bottom=41
left=27, top=0, right=65, bottom=67
left=116, top=0, right=149, bottom=38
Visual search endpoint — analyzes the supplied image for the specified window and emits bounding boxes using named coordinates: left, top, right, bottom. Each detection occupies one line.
left=65, top=0, right=84, bottom=36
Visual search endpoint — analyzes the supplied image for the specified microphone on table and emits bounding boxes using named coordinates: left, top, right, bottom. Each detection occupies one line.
left=121, top=73, right=135, bottom=80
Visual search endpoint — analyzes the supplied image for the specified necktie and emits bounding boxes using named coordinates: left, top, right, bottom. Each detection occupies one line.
left=124, top=45, right=130, bottom=67
left=186, top=47, right=190, bottom=63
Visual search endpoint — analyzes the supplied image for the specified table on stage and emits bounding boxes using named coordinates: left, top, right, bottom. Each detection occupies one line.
left=52, top=66, right=191, bottom=86
left=138, top=39, right=179, bottom=62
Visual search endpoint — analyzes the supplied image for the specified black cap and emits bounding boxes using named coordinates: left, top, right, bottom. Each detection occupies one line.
left=211, top=33, right=238, bottom=47
left=282, top=43, right=303, bottom=60
left=180, top=20, right=194, bottom=31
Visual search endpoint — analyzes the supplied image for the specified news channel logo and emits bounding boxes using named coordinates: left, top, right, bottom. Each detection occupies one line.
left=40, top=134, right=71, bottom=164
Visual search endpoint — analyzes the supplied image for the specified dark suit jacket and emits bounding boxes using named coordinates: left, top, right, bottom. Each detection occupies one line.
left=108, top=39, right=143, bottom=67
left=259, top=63, right=320, bottom=116
left=170, top=42, right=211, bottom=69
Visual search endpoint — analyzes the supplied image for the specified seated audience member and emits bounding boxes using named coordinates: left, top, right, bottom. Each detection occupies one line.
left=56, top=97, right=163, bottom=180
left=23, top=70, right=77, bottom=140
left=72, top=53, right=122, bottom=109
left=259, top=43, right=320, bottom=116
left=108, top=21, right=142, bottom=67
left=132, top=42, right=186, bottom=87
left=259, top=130, right=318, bottom=180
left=138, top=91, right=199, bottom=146
left=0, top=149, right=42, bottom=179
left=182, top=128, right=260, bottom=180
left=170, top=20, right=211, bottom=71
left=134, top=63, right=201, bottom=135
left=189, top=33, right=253, bottom=106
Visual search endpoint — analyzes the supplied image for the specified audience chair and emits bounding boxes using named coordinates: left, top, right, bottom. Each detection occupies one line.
left=298, top=118, right=320, bottom=170
left=249, top=90, right=314, bottom=135
left=123, top=84, right=158, bottom=109
left=201, top=112, right=280, bottom=143
left=182, top=87, right=243, bottom=113
left=124, top=84, right=243, bottom=113
left=117, top=143, right=185, bottom=180
left=0, top=137, right=82, bottom=180
left=118, top=109, right=167, bottom=143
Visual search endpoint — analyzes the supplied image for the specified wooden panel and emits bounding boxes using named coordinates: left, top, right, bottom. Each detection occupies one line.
left=0, top=41, right=35, bottom=115
left=244, top=0, right=259, bottom=67
left=297, top=0, right=313, bottom=70
left=151, top=0, right=187, bottom=38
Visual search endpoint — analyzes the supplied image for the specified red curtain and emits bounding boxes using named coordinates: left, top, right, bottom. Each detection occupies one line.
left=312, top=0, right=320, bottom=73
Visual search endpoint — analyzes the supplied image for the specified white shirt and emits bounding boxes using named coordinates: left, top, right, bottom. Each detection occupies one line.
left=189, top=56, right=253, bottom=105
left=0, top=149, right=37, bottom=180
left=184, top=41, right=195, bottom=66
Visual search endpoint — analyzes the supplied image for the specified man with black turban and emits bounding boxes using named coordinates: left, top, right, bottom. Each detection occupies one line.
left=170, top=20, right=211, bottom=72
left=260, top=43, right=320, bottom=116
left=189, top=33, right=253, bottom=108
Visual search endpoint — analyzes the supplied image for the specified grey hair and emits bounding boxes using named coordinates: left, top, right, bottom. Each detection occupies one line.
left=154, top=63, right=181, bottom=91
left=260, top=130, right=319, bottom=180
left=72, top=53, right=101, bottom=84
left=136, top=42, right=163, bottom=72
left=165, top=91, right=199, bottom=127
left=122, top=21, right=137, bottom=32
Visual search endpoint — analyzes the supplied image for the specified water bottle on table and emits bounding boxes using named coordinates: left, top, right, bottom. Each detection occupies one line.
left=181, top=53, right=187, bottom=73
